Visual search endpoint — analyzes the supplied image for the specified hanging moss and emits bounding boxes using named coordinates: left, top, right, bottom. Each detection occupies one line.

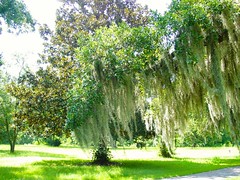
left=68, top=0, right=240, bottom=156
left=150, top=0, right=240, bottom=151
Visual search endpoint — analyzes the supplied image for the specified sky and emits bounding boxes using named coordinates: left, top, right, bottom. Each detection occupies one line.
left=0, top=0, right=171, bottom=76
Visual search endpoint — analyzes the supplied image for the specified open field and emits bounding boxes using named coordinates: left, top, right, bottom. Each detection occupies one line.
left=0, top=145, right=239, bottom=179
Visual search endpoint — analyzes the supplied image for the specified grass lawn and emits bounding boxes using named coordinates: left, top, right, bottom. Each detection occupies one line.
left=0, top=145, right=239, bottom=179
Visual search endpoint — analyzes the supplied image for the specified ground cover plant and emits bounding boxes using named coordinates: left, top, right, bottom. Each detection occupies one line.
left=0, top=145, right=239, bottom=179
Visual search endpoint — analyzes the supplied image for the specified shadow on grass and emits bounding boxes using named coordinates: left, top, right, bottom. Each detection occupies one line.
left=0, top=167, right=27, bottom=179
left=1, top=158, right=240, bottom=179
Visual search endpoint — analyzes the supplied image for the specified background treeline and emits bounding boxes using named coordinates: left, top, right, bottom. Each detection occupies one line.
left=0, top=121, right=233, bottom=148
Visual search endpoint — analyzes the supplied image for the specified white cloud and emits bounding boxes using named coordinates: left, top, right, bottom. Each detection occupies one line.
left=23, top=0, right=62, bottom=29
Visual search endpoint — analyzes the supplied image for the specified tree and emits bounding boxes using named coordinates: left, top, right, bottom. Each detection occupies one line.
left=67, top=23, right=162, bottom=162
left=0, top=56, right=30, bottom=153
left=10, top=0, right=239, bottom=162
left=0, top=0, right=36, bottom=152
left=7, top=68, right=69, bottom=137
left=69, top=0, right=240, bottom=160
left=39, top=0, right=149, bottom=70
left=8, top=0, right=150, bottom=162
left=0, top=84, right=23, bottom=153
left=152, top=0, right=240, bottom=149
left=16, top=0, right=150, bottom=139
left=0, top=0, right=35, bottom=34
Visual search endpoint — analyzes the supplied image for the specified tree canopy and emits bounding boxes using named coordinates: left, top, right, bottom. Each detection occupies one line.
left=67, top=23, right=162, bottom=146
left=7, top=0, right=240, bottom=156
left=154, top=0, right=240, bottom=146
left=0, top=0, right=35, bottom=34
left=11, top=0, right=150, bottom=137
left=68, top=0, right=240, bottom=151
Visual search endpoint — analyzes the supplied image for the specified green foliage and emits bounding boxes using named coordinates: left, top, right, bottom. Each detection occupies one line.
left=133, top=112, right=156, bottom=149
left=45, top=137, right=61, bottom=147
left=19, top=0, right=150, bottom=139
left=56, top=0, right=150, bottom=33
left=0, top=54, right=3, bottom=66
left=0, top=0, right=35, bottom=34
left=135, top=136, right=146, bottom=149
left=0, top=86, right=20, bottom=152
left=92, top=142, right=113, bottom=165
left=0, top=125, right=8, bottom=143
left=6, top=0, right=240, bottom=160
left=8, top=68, right=70, bottom=137
left=177, top=114, right=234, bottom=147
left=151, top=0, right=240, bottom=149
left=68, top=0, right=240, bottom=154
left=16, top=132, right=36, bottom=145
left=68, top=23, right=161, bottom=147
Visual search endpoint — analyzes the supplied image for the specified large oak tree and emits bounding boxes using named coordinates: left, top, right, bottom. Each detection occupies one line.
left=11, top=0, right=150, bottom=138
left=69, top=0, right=240, bottom=158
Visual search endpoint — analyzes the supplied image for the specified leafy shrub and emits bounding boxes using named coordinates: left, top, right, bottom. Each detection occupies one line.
left=135, top=136, right=146, bottom=149
left=45, top=138, right=61, bottom=147
left=17, top=132, right=36, bottom=144
left=92, top=143, right=112, bottom=165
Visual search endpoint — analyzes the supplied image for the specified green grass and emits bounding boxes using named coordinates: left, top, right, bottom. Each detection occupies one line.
left=0, top=145, right=239, bottom=179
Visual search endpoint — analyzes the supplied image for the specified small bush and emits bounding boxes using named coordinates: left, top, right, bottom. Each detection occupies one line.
left=224, top=141, right=232, bottom=147
left=134, top=136, right=146, bottom=149
left=45, top=138, right=61, bottom=147
left=92, top=143, right=112, bottom=165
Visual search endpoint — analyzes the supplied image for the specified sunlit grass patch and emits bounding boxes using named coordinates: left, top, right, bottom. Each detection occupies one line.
left=117, top=158, right=240, bottom=179
left=0, top=145, right=240, bottom=179
left=175, top=147, right=239, bottom=159
left=0, top=156, right=44, bottom=166
left=12, top=157, right=238, bottom=180
left=228, top=177, right=240, bottom=180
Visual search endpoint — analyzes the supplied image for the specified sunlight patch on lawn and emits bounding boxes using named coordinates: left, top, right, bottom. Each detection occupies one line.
left=16, top=145, right=92, bottom=159
left=228, top=177, right=240, bottom=180
left=0, top=157, right=43, bottom=166
left=175, top=147, right=239, bottom=159
left=112, top=148, right=159, bottom=160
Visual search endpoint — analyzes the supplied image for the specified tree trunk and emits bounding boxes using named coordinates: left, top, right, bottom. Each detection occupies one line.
left=9, top=133, right=17, bottom=153
left=10, top=141, right=15, bottom=153
left=159, top=141, right=172, bottom=158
